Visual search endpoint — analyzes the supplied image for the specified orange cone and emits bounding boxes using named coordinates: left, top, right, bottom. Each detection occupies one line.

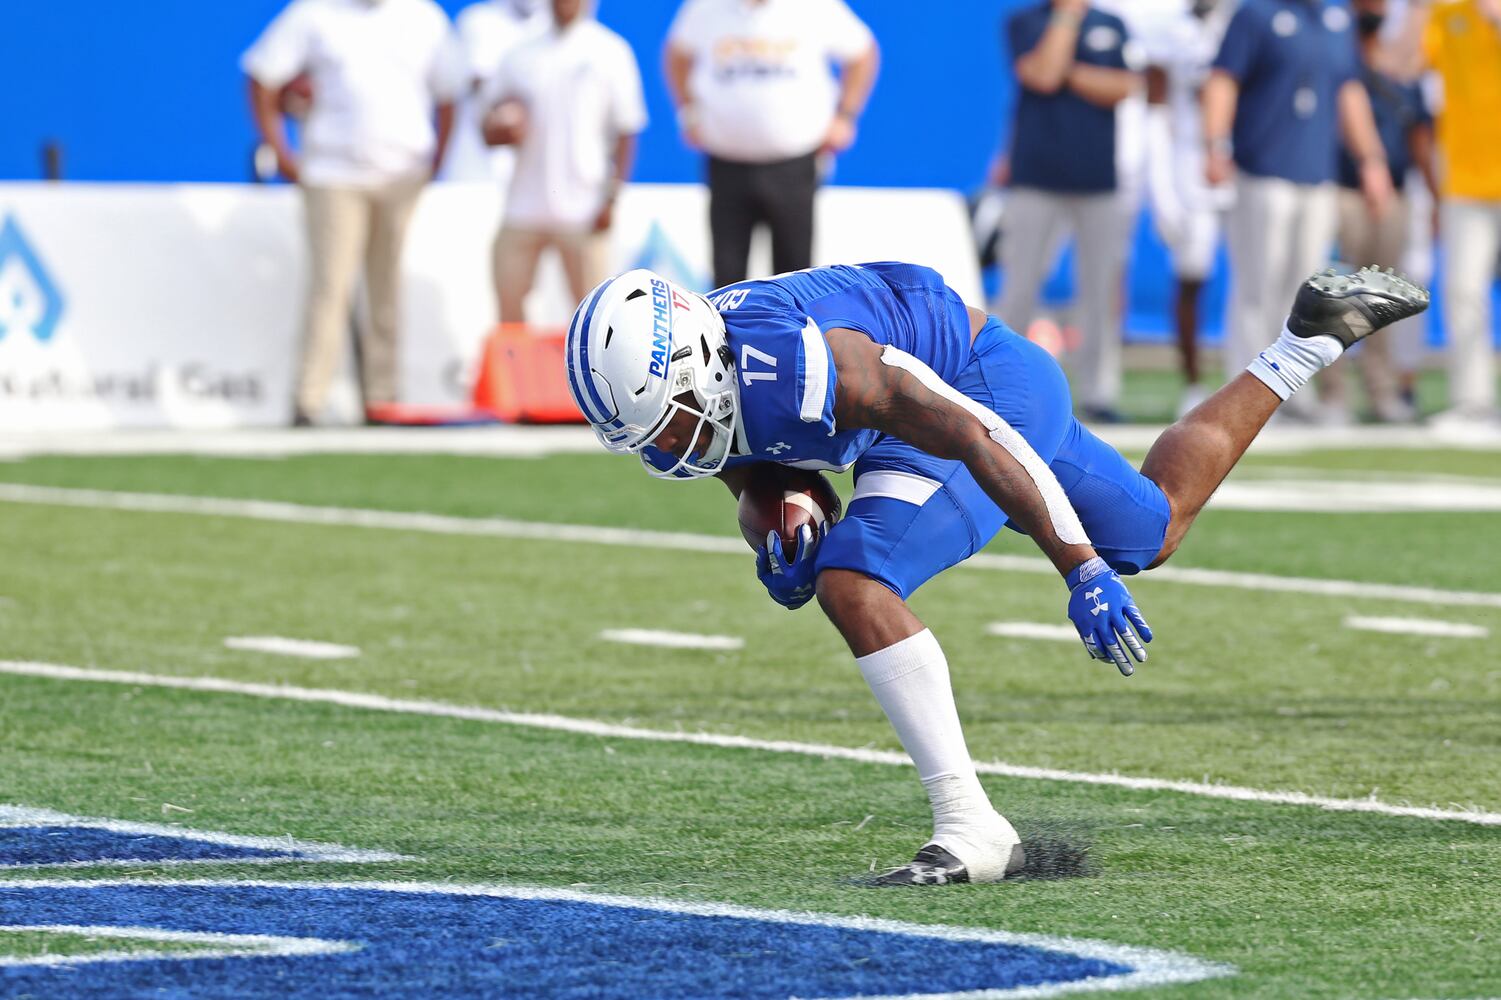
left=471, top=324, right=587, bottom=424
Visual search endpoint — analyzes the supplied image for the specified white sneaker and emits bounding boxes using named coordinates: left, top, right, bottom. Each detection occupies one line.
left=875, top=811, right=1025, bottom=885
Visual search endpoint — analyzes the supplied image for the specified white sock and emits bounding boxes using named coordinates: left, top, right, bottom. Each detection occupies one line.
left=856, top=630, right=1016, bottom=868
left=1247, top=324, right=1345, bottom=401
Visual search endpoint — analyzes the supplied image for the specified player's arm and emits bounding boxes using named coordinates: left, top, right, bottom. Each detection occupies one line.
left=826, top=328, right=1093, bottom=576
left=826, top=327, right=1151, bottom=671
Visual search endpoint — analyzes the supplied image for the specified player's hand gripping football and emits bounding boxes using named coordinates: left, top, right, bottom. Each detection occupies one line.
left=755, top=525, right=823, bottom=611
left=1065, top=557, right=1152, bottom=676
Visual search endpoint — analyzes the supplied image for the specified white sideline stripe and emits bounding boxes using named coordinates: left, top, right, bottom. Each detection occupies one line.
left=224, top=636, right=360, bottom=660
left=1210, top=478, right=1501, bottom=512
left=1343, top=616, right=1490, bottom=639
left=0, top=804, right=406, bottom=867
left=3, top=661, right=1499, bottom=829
left=2, top=421, right=1499, bottom=460
left=4, top=483, right=1501, bottom=609
left=600, top=629, right=744, bottom=651
left=0, top=923, right=357, bottom=968
left=0, top=878, right=1234, bottom=994
left=986, top=622, right=1080, bottom=642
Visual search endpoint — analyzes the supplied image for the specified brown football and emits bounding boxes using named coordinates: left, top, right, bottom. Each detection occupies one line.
left=736, top=464, right=842, bottom=560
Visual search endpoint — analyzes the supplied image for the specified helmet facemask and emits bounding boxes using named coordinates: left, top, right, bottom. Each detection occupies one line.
left=568, top=273, right=740, bottom=480
left=634, top=313, right=738, bottom=479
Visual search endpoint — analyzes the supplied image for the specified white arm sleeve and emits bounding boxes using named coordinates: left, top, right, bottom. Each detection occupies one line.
left=879, top=345, right=1091, bottom=546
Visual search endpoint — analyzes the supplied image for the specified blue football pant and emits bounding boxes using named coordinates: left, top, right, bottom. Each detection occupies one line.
left=815, top=318, right=1171, bottom=599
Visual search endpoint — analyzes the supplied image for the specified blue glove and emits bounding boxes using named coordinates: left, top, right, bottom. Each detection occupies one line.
left=755, top=525, right=822, bottom=610
left=1065, top=557, right=1152, bottom=676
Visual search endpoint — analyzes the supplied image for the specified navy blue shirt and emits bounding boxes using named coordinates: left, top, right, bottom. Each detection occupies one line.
left=1007, top=4, right=1131, bottom=194
left=1336, top=64, right=1429, bottom=190
left=1212, top=0, right=1360, bottom=184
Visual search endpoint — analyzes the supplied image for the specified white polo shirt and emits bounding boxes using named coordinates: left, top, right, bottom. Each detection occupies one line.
left=668, top=0, right=874, bottom=163
left=242, top=0, right=465, bottom=188
left=444, top=0, right=547, bottom=181
left=489, top=18, right=647, bottom=231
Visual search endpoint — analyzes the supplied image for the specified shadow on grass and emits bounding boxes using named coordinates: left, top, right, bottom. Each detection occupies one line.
left=846, top=824, right=1096, bottom=888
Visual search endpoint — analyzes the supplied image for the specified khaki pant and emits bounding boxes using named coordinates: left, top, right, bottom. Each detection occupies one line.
left=298, top=179, right=424, bottom=416
left=494, top=224, right=610, bottom=326
left=1331, top=187, right=1409, bottom=412
left=1441, top=197, right=1501, bottom=412
left=1224, top=175, right=1339, bottom=378
left=996, top=187, right=1130, bottom=409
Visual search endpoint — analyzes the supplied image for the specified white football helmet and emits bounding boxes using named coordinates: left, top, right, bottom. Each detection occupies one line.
left=565, top=269, right=738, bottom=479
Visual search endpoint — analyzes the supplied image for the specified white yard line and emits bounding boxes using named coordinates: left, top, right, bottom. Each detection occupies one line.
left=2, top=660, right=1498, bottom=828
left=1343, top=616, right=1490, bottom=639
left=1208, top=478, right=1501, bottom=512
left=986, top=622, right=1080, bottom=642
left=1236, top=465, right=1501, bottom=487
left=599, top=629, right=744, bottom=651
left=224, top=636, right=360, bottom=660
left=2, top=422, right=1500, bottom=460
left=3, top=483, right=1501, bottom=610
left=0, top=427, right=603, bottom=461
left=1096, top=423, right=1501, bottom=454
left=0, top=878, right=1233, bottom=994
left=0, top=805, right=406, bottom=867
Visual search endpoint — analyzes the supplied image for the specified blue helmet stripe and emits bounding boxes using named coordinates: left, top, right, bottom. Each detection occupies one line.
left=566, top=278, right=619, bottom=428
left=565, top=281, right=606, bottom=423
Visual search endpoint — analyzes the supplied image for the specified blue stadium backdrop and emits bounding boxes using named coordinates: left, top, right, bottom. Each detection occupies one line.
left=3, top=0, right=1488, bottom=344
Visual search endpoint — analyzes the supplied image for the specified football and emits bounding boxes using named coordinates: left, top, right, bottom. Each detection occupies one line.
left=736, top=464, right=842, bottom=560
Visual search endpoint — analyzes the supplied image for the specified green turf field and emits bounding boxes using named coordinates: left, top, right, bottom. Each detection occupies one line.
left=1, top=444, right=1498, bottom=998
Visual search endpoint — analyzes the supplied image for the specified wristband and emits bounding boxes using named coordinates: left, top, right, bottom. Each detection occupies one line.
left=1066, top=556, right=1109, bottom=590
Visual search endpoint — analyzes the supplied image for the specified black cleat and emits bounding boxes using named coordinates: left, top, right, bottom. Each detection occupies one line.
left=1287, top=265, right=1430, bottom=350
left=874, top=844, right=972, bottom=886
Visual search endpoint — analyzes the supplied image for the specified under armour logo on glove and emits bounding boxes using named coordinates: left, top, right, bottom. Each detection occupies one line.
left=1065, top=557, right=1152, bottom=676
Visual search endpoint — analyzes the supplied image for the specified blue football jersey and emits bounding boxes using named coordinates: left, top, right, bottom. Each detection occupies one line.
left=643, top=263, right=973, bottom=474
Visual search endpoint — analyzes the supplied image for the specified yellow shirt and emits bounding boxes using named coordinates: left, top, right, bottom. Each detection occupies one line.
left=1424, top=0, right=1501, bottom=200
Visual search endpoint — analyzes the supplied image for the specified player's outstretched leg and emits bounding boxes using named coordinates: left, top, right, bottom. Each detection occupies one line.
left=816, top=568, right=1025, bottom=885
left=1140, top=266, right=1429, bottom=564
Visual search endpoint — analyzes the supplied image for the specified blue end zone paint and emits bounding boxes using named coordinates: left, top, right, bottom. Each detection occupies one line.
left=0, top=806, right=404, bottom=867
left=0, top=883, right=1149, bottom=999
left=0, top=827, right=295, bottom=867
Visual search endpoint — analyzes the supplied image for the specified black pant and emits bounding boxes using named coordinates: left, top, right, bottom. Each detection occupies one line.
left=707, top=152, right=818, bottom=289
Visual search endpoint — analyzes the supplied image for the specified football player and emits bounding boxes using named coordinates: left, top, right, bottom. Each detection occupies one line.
left=564, top=261, right=1426, bottom=885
